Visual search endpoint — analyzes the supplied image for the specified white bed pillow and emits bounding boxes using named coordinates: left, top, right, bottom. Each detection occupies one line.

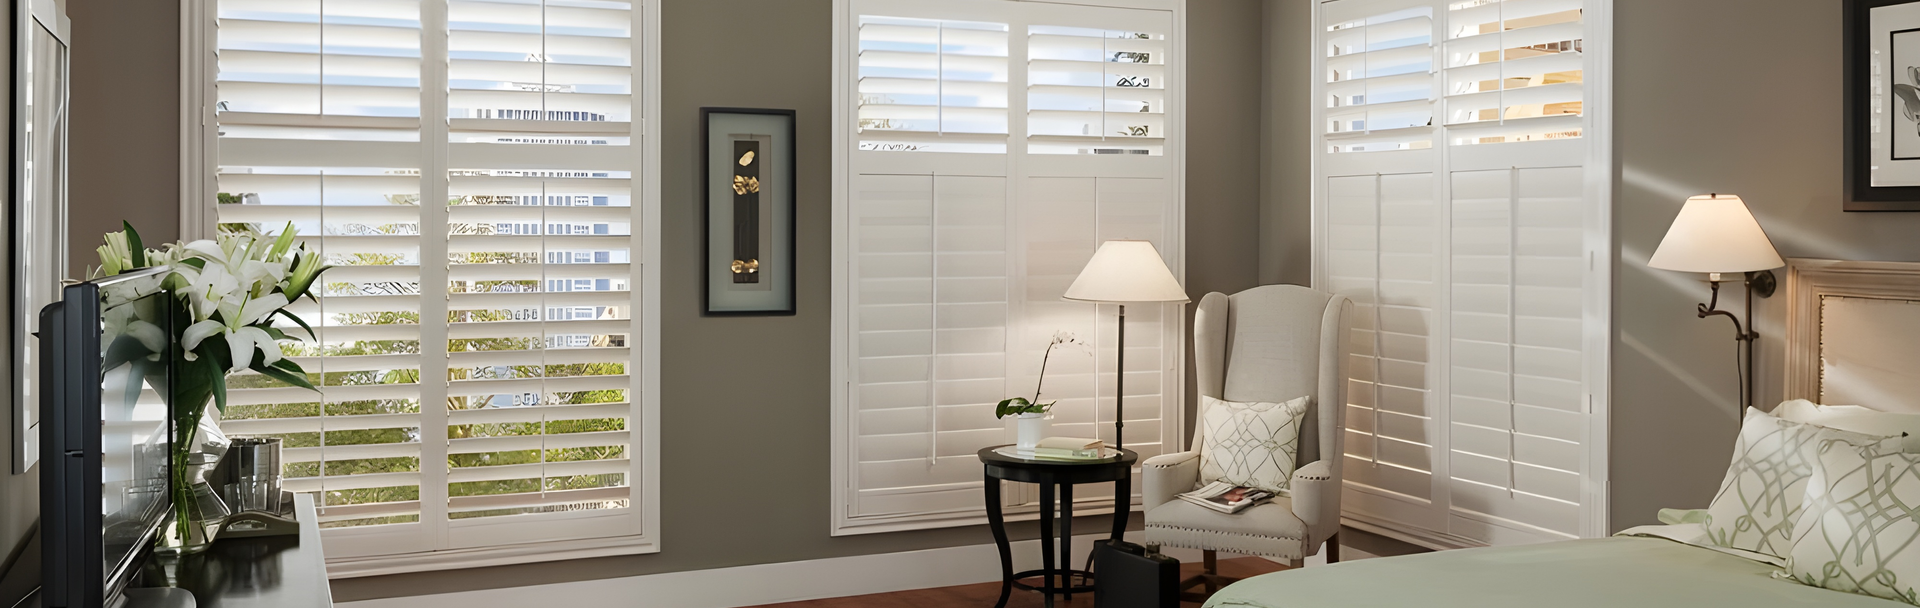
left=1704, top=407, right=1896, bottom=558
left=1198, top=395, right=1309, bottom=496
left=1775, top=398, right=1920, bottom=452
left=1782, top=436, right=1920, bottom=604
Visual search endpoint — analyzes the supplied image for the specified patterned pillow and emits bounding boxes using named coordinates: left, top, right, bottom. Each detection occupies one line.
left=1782, top=436, right=1920, bottom=604
left=1704, top=407, right=1895, bottom=558
left=1198, top=395, right=1309, bottom=496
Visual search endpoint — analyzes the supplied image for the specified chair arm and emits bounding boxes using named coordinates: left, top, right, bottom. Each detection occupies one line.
left=1142, top=451, right=1201, bottom=511
left=1290, top=459, right=1341, bottom=544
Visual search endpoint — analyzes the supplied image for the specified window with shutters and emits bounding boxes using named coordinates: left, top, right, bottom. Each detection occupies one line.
left=1314, top=0, right=1609, bottom=547
left=193, top=0, right=659, bottom=573
left=833, top=0, right=1184, bottom=535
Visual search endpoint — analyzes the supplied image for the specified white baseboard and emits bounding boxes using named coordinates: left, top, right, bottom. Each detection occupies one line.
left=341, top=531, right=1160, bottom=608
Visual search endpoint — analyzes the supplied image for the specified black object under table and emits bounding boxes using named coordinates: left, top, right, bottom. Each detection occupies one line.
left=979, top=445, right=1139, bottom=608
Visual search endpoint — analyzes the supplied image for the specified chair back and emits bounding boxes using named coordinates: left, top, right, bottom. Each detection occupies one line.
left=1191, top=285, right=1352, bottom=469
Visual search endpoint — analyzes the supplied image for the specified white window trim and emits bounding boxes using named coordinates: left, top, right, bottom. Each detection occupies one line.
left=829, top=0, right=1189, bottom=536
left=178, top=0, right=664, bottom=574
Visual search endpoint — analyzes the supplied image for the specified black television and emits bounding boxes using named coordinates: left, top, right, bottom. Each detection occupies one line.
left=39, top=268, right=174, bottom=608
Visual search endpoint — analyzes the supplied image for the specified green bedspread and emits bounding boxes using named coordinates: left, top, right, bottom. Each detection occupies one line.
left=1203, top=536, right=1894, bottom=607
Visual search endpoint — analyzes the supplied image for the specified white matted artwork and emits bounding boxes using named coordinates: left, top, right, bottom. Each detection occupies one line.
left=1871, top=2, right=1920, bottom=184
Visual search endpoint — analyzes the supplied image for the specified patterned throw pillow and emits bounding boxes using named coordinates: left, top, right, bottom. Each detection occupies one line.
left=1782, top=437, right=1920, bottom=604
left=1198, top=395, right=1309, bottom=496
left=1704, top=407, right=1895, bottom=558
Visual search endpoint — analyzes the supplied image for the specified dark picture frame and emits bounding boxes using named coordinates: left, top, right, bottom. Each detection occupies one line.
left=702, top=108, right=797, bottom=315
left=1847, top=0, right=1920, bottom=210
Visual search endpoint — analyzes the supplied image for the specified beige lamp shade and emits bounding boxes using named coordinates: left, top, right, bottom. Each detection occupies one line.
left=1064, top=240, right=1190, bottom=303
left=1648, top=194, right=1785, bottom=274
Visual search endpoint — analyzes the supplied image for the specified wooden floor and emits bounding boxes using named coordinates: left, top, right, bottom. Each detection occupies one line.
left=747, top=556, right=1289, bottom=608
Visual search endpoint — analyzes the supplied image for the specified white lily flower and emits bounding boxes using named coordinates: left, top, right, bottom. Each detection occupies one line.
left=180, top=292, right=290, bottom=373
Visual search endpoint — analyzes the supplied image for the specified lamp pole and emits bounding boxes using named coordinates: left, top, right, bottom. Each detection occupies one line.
left=1115, top=304, right=1125, bottom=450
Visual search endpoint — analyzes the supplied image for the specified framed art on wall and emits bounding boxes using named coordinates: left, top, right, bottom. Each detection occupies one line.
left=703, top=108, right=796, bottom=314
left=1848, top=0, right=1920, bottom=210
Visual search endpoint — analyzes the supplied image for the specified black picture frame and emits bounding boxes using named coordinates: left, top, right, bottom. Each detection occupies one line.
left=1847, top=0, right=1920, bottom=210
left=701, top=107, right=797, bottom=315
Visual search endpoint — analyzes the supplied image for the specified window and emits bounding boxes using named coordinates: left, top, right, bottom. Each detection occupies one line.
left=191, top=0, right=659, bottom=574
left=1314, top=0, right=1608, bottom=546
left=833, top=0, right=1185, bottom=535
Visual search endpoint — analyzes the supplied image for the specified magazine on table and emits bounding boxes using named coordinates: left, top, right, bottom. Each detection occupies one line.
left=1177, top=481, right=1274, bottom=514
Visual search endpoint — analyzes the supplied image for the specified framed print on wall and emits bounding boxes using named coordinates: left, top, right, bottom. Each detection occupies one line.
left=703, top=108, right=796, bottom=314
left=1848, top=0, right=1920, bottom=210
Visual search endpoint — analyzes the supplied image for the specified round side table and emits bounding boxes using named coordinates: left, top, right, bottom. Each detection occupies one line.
left=978, top=445, right=1138, bottom=608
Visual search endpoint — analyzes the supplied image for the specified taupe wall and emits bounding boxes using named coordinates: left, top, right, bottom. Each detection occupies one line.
left=1, top=0, right=179, bottom=586
left=1606, top=0, right=1920, bottom=530
left=334, top=0, right=1266, bottom=600
left=1260, top=0, right=1311, bottom=288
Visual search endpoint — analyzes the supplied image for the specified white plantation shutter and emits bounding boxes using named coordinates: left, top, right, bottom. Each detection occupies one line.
left=836, top=0, right=1183, bottom=535
left=205, top=0, right=657, bottom=569
left=1315, top=0, right=1606, bottom=546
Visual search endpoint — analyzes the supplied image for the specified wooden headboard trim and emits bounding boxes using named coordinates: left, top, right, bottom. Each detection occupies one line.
left=1784, top=259, right=1920, bottom=403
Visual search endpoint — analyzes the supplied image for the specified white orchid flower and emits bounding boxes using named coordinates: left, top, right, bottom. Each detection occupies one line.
left=180, top=292, right=290, bottom=373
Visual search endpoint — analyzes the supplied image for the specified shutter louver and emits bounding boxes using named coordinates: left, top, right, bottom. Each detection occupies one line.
left=214, top=0, right=649, bottom=560
left=1026, top=26, right=1166, bottom=155
left=857, top=17, right=1010, bottom=154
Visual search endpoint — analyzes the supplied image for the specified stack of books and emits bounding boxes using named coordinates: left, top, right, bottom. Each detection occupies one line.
left=1014, top=437, right=1107, bottom=461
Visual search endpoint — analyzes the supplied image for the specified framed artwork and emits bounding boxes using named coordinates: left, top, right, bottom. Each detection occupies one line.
left=702, top=108, right=796, bottom=315
left=1848, top=0, right=1920, bottom=210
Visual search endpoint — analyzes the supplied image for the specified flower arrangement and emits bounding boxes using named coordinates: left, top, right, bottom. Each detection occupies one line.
left=995, top=331, right=1090, bottom=418
left=94, top=221, right=328, bottom=552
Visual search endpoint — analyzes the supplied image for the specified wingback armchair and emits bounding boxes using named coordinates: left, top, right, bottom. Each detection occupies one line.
left=1143, top=285, right=1352, bottom=588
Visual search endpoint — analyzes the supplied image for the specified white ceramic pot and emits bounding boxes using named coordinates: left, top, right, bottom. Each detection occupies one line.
left=1015, top=412, right=1052, bottom=449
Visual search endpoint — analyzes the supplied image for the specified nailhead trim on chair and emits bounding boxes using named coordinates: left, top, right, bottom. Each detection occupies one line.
left=1294, top=472, right=1331, bottom=481
left=1147, top=524, right=1305, bottom=544
left=1144, top=528, right=1303, bottom=561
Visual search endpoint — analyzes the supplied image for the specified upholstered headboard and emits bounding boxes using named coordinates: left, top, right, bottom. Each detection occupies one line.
left=1785, top=259, right=1920, bottom=413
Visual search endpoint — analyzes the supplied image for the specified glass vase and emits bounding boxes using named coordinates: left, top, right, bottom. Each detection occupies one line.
left=155, top=405, right=232, bottom=556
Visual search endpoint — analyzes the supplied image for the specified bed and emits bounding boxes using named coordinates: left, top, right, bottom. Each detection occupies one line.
left=1205, top=258, right=1920, bottom=608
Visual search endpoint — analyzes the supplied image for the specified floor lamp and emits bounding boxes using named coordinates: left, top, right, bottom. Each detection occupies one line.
left=1063, top=241, right=1189, bottom=450
left=1648, top=194, right=1785, bottom=411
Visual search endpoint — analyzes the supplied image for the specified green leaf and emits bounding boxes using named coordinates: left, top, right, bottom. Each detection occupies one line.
left=206, top=361, right=228, bottom=415
left=275, top=309, right=317, bottom=340
left=123, top=221, right=146, bottom=268
left=177, top=257, right=206, bottom=270
left=253, top=363, right=317, bottom=391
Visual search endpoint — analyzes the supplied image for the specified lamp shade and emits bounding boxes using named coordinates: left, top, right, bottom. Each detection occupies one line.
left=1648, top=194, right=1785, bottom=274
left=1064, top=240, right=1190, bottom=303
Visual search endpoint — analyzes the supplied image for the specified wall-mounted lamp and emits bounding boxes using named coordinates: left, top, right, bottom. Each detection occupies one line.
left=1648, top=194, right=1785, bottom=410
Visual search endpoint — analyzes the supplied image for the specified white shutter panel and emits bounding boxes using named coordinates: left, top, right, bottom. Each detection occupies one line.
left=1442, top=0, right=1583, bottom=145
left=216, top=0, right=429, bottom=534
left=1026, top=26, right=1166, bottom=155
left=213, top=0, right=653, bottom=563
left=857, top=16, right=1010, bottom=154
left=1317, top=0, right=1603, bottom=546
left=1323, top=2, right=1435, bottom=154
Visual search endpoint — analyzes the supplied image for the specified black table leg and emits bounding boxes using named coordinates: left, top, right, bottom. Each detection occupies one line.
left=986, top=474, right=1012, bottom=608
left=1040, top=482, right=1056, bottom=608
left=1061, top=483, right=1074, bottom=601
left=1111, top=472, right=1131, bottom=541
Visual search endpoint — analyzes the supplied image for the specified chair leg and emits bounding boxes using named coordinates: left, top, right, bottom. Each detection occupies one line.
left=1327, top=532, right=1341, bottom=564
